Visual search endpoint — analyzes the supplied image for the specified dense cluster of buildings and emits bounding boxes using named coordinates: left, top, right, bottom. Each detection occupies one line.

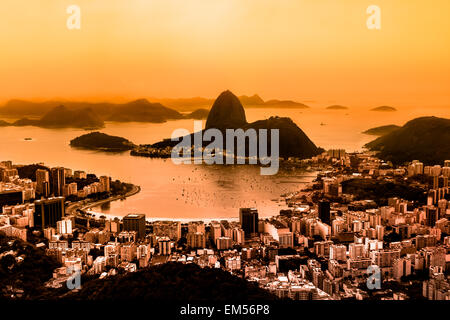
left=0, top=161, right=111, bottom=242
left=1, top=153, right=450, bottom=300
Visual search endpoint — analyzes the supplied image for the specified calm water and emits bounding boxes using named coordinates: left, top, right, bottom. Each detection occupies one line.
left=1, top=106, right=448, bottom=220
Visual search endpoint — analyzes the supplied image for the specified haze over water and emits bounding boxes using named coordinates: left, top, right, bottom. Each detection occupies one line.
left=1, top=105, right=448, bottom=220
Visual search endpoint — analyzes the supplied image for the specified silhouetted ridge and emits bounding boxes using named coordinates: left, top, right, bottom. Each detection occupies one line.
left=365, top=116, right=450, bottom=165
left=244, top=116, right=319, bottom=158
left=205, top=90, right=247, bottom=130
left=107, top=99, right=183, bottom=123
left=64, top=262, right=276, bottom=301
left=151, top=91, right=321, bottom=159
left=12, top=105, right=104, bottom=128
left=363, top=124, right=400, bottom=136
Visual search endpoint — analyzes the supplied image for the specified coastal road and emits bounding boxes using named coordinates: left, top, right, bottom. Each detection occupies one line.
left=65, top=184, right=141, bottom=216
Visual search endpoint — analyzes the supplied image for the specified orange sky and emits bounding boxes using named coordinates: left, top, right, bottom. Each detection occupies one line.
left=0, top=0, right=449, bottom=107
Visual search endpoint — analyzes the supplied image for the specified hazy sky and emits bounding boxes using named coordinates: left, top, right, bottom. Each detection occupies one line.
left=0, top=0, right=449, bottom=107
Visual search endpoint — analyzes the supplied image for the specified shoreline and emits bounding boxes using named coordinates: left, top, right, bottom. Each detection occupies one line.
left=66, top=184, right=141, bottom=216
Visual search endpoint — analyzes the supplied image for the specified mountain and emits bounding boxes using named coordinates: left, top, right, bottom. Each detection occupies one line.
left=205, top=90, right=247, bottom=130
left=363, top=125, right=401, bottom=136
left=63, top=262, right=276, bottom=301
left=10, top=105, right=104, bottom=128
left=0, top=120, right=10, bottom=126
left=70, top=132, right=135, bottom=151
left=244, top=116, right=320, bottom=158
left=40, top=105, right=104, bottom=128
left=264, top=99, right=309, bottom=108
left=0, top=99, right=114, bottom=117
left=150, top=91, right=321, bottom=159
left=370, top=106, right=397, bottom=112
left=365, top=116, right=450, bottom=165
left=326, top=105, right=348, bottom=110
left=107, top=99, right=183, bottom=123
left=186, top=108, right=209, bottom=119
left=239, top=94, right=265, bottom=105
left=151, top=97, right=214, bottom=111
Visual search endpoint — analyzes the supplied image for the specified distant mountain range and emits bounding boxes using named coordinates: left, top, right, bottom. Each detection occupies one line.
left=365, top=116, right=450, bottom=165
left=0, top=100, right=209, bottom=128
left=151, top=90, right=321, bottom=159
left=0, top=95, right=310, bottom=117
left=362, top=124, right=401, bottom=136
left=7, top=105, right=104, bottom=129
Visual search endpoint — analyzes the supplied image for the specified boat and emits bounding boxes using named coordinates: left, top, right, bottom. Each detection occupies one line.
left=24, top=137, right=32, bottom=141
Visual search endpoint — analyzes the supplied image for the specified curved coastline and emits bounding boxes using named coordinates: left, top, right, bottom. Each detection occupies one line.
left=66, top=184, right=141, bottom=216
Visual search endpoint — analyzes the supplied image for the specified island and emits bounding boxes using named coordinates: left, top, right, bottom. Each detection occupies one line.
left=70, top=131, right=135, bottom=151
left=362, top=124, right=401, bottom=136
left=370, top=106, right=397, bottom=112
left=326, top=105, right=348, bottom=110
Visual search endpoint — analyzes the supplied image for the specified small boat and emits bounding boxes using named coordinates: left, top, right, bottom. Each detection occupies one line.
left=24, top=137, right=32, bottom=141
left=320, top=122, right=326, bottom=126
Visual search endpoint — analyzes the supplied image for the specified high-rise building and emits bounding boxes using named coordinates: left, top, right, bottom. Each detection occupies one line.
left=99, top=176, right=110, bottom=193
left=36, top=169, right=50, bottom=196
left=51, top=167, right=65, bottom=196
left=57, top=218, right=73, bottom=234
left=216, top=236, right=232, bottom=250
left=187, top=232, right=206, bottom=249
left=239, top=208, right=259, bottom=238
left=33, top=197, right=65, bottom=229
left=123, top=214, right=146, bottom=239
left=158, top=237, right=171, bottom=255
left=318, top=200, right=331, bottom=225
left=426, top=206, right=438, bottom=227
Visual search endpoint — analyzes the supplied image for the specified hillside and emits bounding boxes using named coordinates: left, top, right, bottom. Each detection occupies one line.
left=186, top=108, right=209, bottom=119
left=239, top=94, right=265, bottom=105
left=70, top=132, right=135, bottom=151
left=106, top=99, right=183, bottom=123
left=244, top=116, right=320, bottom=158
left=363, top=125, right=401, bottom=136
left=64, top=262, right=276, bottom=301
left=365, top=116, right=450, bottom=165
left=12, top=105, right=104, bottom=128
